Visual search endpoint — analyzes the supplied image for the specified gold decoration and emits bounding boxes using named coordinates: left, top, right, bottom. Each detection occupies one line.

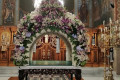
left=1, top=31, right=10, bottom=51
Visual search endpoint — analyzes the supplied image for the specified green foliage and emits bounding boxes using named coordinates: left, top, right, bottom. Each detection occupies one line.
left=80, top=61, right=86, bottom=67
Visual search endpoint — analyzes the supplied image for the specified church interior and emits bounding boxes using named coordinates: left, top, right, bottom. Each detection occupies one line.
left=0, top=0, right=120, bottom=80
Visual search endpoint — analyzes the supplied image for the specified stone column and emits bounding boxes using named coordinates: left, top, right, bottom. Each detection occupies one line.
left=89, top=0, right=93, bottom=28
left=15, top=0, right=19, bottom=25
left=0, top=0, right=3, bottom=25
left=114, top=46, right=120, bottom=75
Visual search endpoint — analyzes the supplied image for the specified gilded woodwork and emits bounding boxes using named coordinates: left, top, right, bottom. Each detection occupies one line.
left=0, top=26, right=107, bottom=67
left=33, top=38, right=66, bottom=61
left=0, top=26, right=16, bottom=66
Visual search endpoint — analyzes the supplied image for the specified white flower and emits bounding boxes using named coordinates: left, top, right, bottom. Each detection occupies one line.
left=20, top=19, right=24, bottom=24
left=65, top=12, right=76, bottom=20
left=68, top=23, right=71, bottom=26
left=30, top=20, right=36, bottom=23
left=77, top=55, right=86, bottom=61
left=17, top=24, right=23, bottom=28
left=17, top=56, right=23, bottom=61
left=22, top=32, right=25, bottom=36
left=30, top=11, right=39, bottom=19
left=20, top=44, right=23, bottom=46
left=34, top=23, right=38, bottom=25
left=78, top=35, right=82, bottom=41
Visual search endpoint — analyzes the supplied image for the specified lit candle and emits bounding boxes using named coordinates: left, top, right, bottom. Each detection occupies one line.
left=119, top=33, right=120, bottom=38
left=101, top=34, right=103, bottom=38
left=109, top=18, right=112, bottom=24
left=103, top=20, right=105, bottom=26
left=116, top=26, right=117, bottom=31
left=104, top=28, right=106, bottom=32
left=116, top=20, right=119, bottom=24
left=105, top=27, right=107, bottom=31
left=101, top=28, right=103, bottom=32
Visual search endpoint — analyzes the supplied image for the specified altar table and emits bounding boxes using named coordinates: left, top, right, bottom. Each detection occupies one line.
left=19, top=66, right=82, bottom=80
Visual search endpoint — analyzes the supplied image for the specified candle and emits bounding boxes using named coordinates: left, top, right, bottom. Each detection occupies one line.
left=103, top=20, right=105, bottom=26
left=116, top=26, right=117, bottom=31
left=104, top=28, right=106, bottom=32
left=101, top=34, right=103, bottom=38
left=101, top=28, right=103, bottom=32
left=119, top=32, right=120, bottom=38
left=109, top=18, right=112, bottom=24
left=116, top=20, right=119, bottom=24
left=105, top=27, right=107, bottom=31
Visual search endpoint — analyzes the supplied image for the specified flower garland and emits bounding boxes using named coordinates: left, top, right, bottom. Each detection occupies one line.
left=13, top=0, right=88, bottom=66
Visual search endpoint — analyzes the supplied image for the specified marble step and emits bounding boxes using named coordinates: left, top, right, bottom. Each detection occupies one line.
left=0, top=67, right=19, bottom=77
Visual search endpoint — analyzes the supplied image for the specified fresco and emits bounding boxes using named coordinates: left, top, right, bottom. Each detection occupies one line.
left=93, top=0, right=114, bottom=27
left=78, top=0, right=89, bottom=26
left=64, top=0, right=74, bottom=13
left=78, top=0, right=114, bottom=27
left=2, top=0, right=16, bottom=25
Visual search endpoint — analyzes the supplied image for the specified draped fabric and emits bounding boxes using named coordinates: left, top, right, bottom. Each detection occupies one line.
left=33, top=43, right=36, bottom=53
left=56, top=37, right=60, bottom=53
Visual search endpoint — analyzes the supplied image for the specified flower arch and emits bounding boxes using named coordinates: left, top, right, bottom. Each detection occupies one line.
left=14, top=0, right=88, bottom=66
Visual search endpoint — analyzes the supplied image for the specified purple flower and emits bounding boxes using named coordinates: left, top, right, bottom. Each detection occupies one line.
left=65, top=29, right=70, bottom=33
left=72, top=34, right=77, bottom=39
left=23, top=16, right=26, bottom=19
left=19, top=46, right=25, bottom=51
left=76, top=46, right=83, bottom=51
left=16, top=45, right=20, bottom=48
left=35, top=15, right=43, bottom=23
left=77, top=25, right=84, bottom=31
left=61, top=18, right=70, bottom=24
left=26, top=32, right=31, bottom=37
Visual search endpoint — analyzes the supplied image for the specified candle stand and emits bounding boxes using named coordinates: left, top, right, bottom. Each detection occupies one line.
left=100, top=19, right=120, bottom=80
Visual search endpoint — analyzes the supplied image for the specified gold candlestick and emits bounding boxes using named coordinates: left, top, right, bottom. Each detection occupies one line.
left=104, top=48, right=107, bottom=80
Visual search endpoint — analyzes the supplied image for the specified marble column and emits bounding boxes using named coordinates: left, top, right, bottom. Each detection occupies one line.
left=89, top=0, right=93, bottom=28
left=114, top=46, right=120, bottom=75
left=15, top=0, right=19, bottom=25
left=0, top=0, right=3, bottom=25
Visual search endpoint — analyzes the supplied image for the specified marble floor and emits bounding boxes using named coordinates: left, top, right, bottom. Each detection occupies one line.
left=0, top=67, right=119, bottom=80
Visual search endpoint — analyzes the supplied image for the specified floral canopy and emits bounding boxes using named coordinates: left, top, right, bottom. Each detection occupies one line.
left=14, top=0, right=88, bottom=66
